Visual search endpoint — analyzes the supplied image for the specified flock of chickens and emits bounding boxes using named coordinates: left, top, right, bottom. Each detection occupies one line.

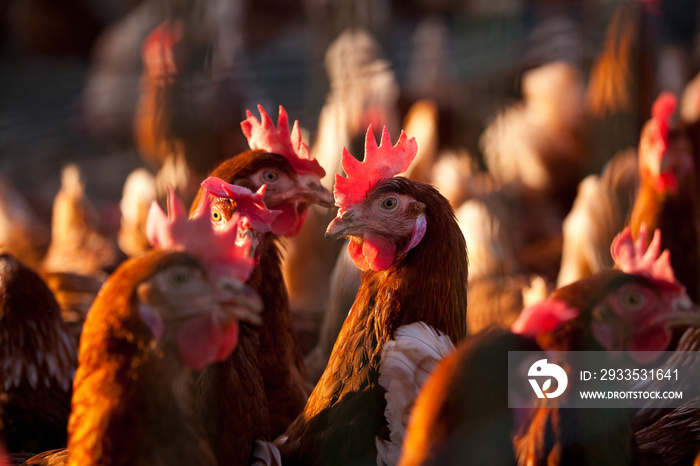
left=2, top=2, right=700, bottom=466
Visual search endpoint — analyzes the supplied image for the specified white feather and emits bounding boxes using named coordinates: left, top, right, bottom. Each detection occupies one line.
left=250, top=439, right=282, bottom=466
left=376, top=322, right=455, bottom=466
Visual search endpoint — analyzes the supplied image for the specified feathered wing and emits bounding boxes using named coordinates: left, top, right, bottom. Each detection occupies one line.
left=376, top=322, right=455, bottom=466
left=635, top=396, right=700, bottom=466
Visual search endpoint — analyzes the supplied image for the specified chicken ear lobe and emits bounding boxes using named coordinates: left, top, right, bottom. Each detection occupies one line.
left=138, top=302, right=165, bottom=340
left=403, top=214, right=426, bottom=254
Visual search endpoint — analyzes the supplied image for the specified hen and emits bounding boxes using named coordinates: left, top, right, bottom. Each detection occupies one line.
left=0, top=254, right=76, bottom=455
left=629, top=92, right=699, bottom=302
left=396, top=226, right=700, bottom=466
left=514, top=226, right=700, bottom=466
left=278, top=126, right=468, bottom=466
left=22, top=184, right=267, bottom=466
left=190, top=105, right=333, bottom=457
left=133, top=18, right=245, bottom=178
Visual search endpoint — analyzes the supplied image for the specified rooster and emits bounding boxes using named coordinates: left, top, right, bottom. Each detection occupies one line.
left=23, top=182, right=271, bottom=466
left=278, top=126, right=468, bottom=465
left=0, top=254, right=76, bottom=455
left=189, top=105, right=333, bottom=457
left=629, top=91, right=699, bottom=302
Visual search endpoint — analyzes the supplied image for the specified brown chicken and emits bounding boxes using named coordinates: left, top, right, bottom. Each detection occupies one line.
left=397, top=226, right=700, bottom=466
left=189, top=105, right=333, bottom=460
left=0, top=254, right=76, bottom=455
left=133, top=19, right=244, bottom=178
left=278, top=126, right=468, bottom=465
left=514, top=226, right=700, bottom=466
left=629, top=92, right=699, bottom=302
left=22, top=187, right=266, bottom=466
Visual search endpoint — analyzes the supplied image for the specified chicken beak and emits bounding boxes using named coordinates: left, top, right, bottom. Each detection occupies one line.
left=215, top=277, right=263, bottom=326
left=325, top=210, right=363, bottom=241
left=292, top=172, right=334, bottom=207
left=653, top=297, right=700, bottom=328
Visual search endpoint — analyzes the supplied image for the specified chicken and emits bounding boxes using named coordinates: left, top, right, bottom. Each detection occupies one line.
left=117, top=167, right=157, bottom=257
left=133, top=17, right=246, bottom=179
left=0, top=254, right=76, bottom=455
left=556, top=149, right=638, bottom=287
left=395, top=226, right=700, bottom=466
left=24, top=249, right=262, bottom=466
left=584, top=2, right=644, bottom=174
left=190, top=105, right=333, bottom=456
left=41, top=164, right=123, bottom=277
left=23, top=182, right=268, bottom=466
left=480, top=61, right=586, bottom=211
left=514, top=225, right=700, bottom=466
left=628, top=91, right=699, bottom=302
left=456, top=197, right=530, bottom=333
left=278, top=126, right=468, bottom=465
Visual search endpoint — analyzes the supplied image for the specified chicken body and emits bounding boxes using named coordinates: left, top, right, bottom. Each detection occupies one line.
left=279, top=177, right=468, bottom=465
left=515, top=269, right=700, bottom=466
left=629, top=92, right=699, bottom=302
left=398, top=254, right=700, bottom=466
left=0, top=254, right=76, bottom=455
left=133, top=19, right=245, bottom=178
left=23, top=250, right=261, bottom=466
left=398, top=328, right=538, bottom=466
left=192, top=148, right=333, bottom=458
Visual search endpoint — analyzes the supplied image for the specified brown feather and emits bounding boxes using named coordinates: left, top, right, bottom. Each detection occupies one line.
left=192, top=150, right=309, bottom=448
left=280, top=178, right=467, bottom=466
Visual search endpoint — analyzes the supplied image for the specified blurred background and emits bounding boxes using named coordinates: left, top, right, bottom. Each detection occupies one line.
left=2, top=0, right=696, bottom=210
left=0, top=0, right=699, bottom=305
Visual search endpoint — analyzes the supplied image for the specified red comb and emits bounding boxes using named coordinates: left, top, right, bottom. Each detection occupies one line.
left=241, top=105, right=325, bottom=178
left=511, top=299, right=579, bottom=338
left=199, top=177, right=281, bottom=233
left=146, top=187, right=256, bottom=282
left=142, top=20, right=183, bottom=69
left=651, top=92, right=676, bottom=143
left=334, top=125, right=417, bottom=212
left=610, top=224, right=679, bottom=287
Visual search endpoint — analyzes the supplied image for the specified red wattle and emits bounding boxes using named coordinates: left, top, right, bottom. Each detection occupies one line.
left=176, top=315, right=239, bottom=371
left=271, top=203, right=308, bottom=236
left=362, top=232, right=397, bottom=271
left=348, top=240, right=370, bottom=271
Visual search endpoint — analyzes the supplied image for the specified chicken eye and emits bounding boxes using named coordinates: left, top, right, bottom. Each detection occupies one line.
left=211, top=209, right=223, bottom=223
left=381, top=197, right=398, bottom=210
left=620, top=290, right=645, bottom=311
left=262, top=171, right=279, bottom=183
left=168, top=269, right=192, bottom=287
